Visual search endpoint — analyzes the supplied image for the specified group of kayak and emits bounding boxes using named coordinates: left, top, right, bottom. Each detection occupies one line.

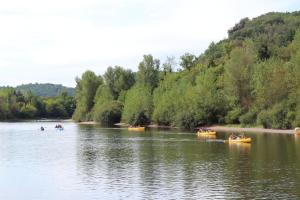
left=40, top=124, right=64, bottom=131
left=127, top=126, right=250, bottom=143
left=197, top=127, right=300, bottom=143
left=197, top=129, right=252, bottom=143
left=126, top=126, right=300, bottom=141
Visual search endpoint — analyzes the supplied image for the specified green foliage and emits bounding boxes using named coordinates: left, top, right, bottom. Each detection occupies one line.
left=225, top=107, right=242, bottom=124
left=57, top=92, right=76, bottom=117
left=104, top=66, right=135, bottom=99
left=257, top=102, right=291, bottom=129
left=93, top=85, right=114, bottom=106
left=228, top=12, right=300, bottom=60
left=0, top=87, right=74, bottom=120
left=162, top=56, right=176, bottom=73
left=122, top=85, right=153, bottom=126
left=180, top=53, right=197, bottom=70
left=45, top=99, right=68, bottom=118
left=173, top=86, right=200, bottom=130
left=93, top=101, right=123, bottom=126
left=16, top=83, right=75, bottom=97
left=152, top=73, right=181, bottom=125
left=252, top=59, right=290, bottom=109
left=194, top=68, right=227, bottom=124
left=224, top=43, right=255, bottom=109
left=239, top=110, right=257, bottom=126
left=0, top=88, right=13, bottom=119
left=70, top=11, right=300, bottom=129
left=73, top=70, right=103, bottom=122
left=136, top=54, right=160, bottom=90
left=200, top=42, right=229, bottom=67
left=19, top=104, right=38, bottom=118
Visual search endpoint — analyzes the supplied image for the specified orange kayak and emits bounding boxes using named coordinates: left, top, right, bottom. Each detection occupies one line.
left=295, top=128, right=300, bottom=135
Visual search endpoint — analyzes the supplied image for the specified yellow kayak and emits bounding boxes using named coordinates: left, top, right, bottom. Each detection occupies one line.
left=197, top=131, right=216, bottom=136
left=198, top=135, right=217, bottom=139
left=128, top=127, right=145, bottom=132
left=228, top=137, right=252, bottom=143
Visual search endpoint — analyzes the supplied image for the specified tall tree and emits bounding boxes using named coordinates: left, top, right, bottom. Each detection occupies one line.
left=162, top=56, right=176, bottom=73
left=73, top=70, right=103, bottom=122
left=180, top=53, right=197, bottom=70
left=122, top=85, right=153, bottom=126
left=136, top=54, right=160, bottom=90
left=103, top=66, right=135, bottom=99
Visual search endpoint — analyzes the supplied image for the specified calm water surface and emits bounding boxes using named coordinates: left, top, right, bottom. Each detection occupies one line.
left=0, top=122, right=300, bottom=199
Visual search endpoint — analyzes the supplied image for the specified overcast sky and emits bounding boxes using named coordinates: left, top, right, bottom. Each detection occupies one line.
left=0, top=0, right=299, bottom=87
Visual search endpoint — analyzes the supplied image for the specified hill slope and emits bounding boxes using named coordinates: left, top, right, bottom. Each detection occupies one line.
left=16, top=83, right=75, bottom=97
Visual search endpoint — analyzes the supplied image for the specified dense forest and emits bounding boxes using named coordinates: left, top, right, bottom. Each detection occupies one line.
left=72, top=11, right=300, bottom=129
left=16, top=83, right=75, bottom=97
left=0, top=87, right=75, bottom=120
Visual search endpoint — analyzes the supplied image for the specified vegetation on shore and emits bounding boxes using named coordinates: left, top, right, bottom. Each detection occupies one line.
left=0, top=87, right=75, bottom=120
left=72, top=12, right=300, bottom=129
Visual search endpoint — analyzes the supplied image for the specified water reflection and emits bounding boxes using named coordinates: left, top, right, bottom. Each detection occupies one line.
left=197, top=135, right=217, bottom=140
left=74, top=125, right=300, bottom=199
left=228, top=142, right=251, bottom=152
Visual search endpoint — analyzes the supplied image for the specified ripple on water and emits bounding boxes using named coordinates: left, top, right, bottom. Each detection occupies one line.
left=0, top=123, right=300, bottom=199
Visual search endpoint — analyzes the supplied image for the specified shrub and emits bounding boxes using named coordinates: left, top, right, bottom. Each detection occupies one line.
left=122, top=85, right=153, bottom=126
left=93, top=101, right=123, bottom=126
left=239, top=110, right=257, bottom=125
left=225, top=107, right=242, bottom=124
left=257, top=102, right=291, bottom=129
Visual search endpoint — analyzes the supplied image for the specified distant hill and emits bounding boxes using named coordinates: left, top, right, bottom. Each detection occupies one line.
left=16, top=83, right=75, bottom=97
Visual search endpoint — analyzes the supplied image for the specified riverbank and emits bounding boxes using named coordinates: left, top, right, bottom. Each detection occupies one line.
left=78, top=121, right=97, bottom=125
left=78, top=121, right=296, bottom=134
left=206, top=125, right=294, bottom=134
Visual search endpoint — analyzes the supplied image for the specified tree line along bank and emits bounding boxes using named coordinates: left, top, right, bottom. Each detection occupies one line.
left=73, top=12, right=300, bottom=129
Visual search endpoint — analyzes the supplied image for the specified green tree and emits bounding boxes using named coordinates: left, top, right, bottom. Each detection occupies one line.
left=122, top=85, right=153, bottom=125
left=224, top=43, right=256, bottom=123
left=19, top=103, right=38, bottom=118
left=73, top=70, right=103, bottom=122
left=104, top=66, right=135, bottom=99
left=194, top=68, right=227, bottom=124
left=136, top=54, right=160, bottom=90
left=180, top=53, right=197, bottom=70
left=162, top=56, right=176, bottom=73
left=93, top=101, right=123, bottom=126
left=152, top=73, right=181, bottom=125
left=56, top=92, right=76, bottom=117
left=44, top=99, right=68, bottom=118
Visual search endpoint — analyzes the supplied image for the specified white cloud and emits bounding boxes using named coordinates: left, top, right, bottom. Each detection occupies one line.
left=0, top=0, right=299, bottom=86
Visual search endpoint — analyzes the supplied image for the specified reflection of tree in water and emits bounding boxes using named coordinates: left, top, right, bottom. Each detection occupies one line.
left=102, top=129, right=136, bottom=193
left=75, top=126, right=300, bottom=198
left=76, top=125, right=136, bottom=193
left=224, top=133, right=300, bottom=199
left=76, top=125, right=99, bottom=185
left=136, top=133, right=157, bottom=194
left=136, top=132, right=221, bottom=199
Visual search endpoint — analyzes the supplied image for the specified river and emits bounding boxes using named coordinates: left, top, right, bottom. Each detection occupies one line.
left=0, top=121, right=299, bottom=199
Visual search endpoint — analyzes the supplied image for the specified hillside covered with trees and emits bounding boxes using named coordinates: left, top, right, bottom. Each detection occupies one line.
left=16, top=83, right=75, bottom=97
left=71, top=11, right=300, bottom=129
left=0, top=87, right=75, bottom=120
